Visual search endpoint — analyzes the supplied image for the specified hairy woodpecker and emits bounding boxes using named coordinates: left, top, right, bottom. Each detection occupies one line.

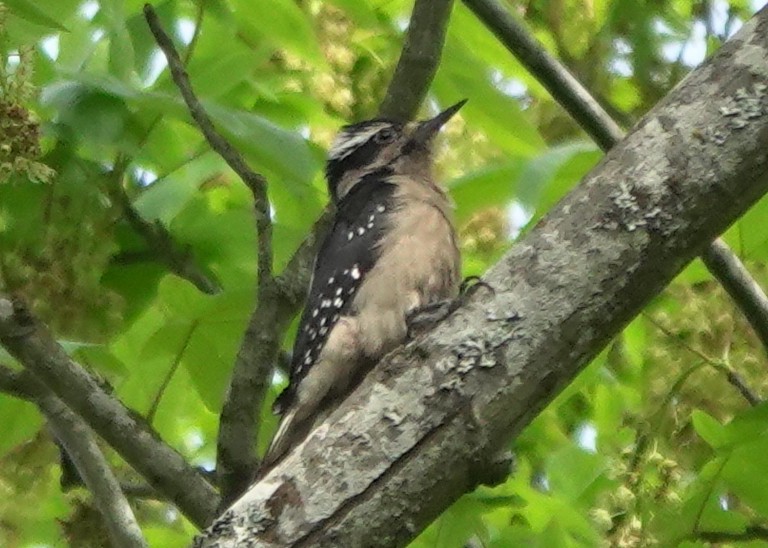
left=264, top=100, right=466, bottom=467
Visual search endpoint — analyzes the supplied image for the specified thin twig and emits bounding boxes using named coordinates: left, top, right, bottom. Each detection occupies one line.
left=463, top=0, right=768, bottom=362
left=644, top=313, right=761, bottom=406
left=142, top=4, right=271, bottom=243
left=146, top=320, right=198, bottom=425
left=692, top=525, right=768, bottom=543
left=378, top=0, right=455, bottom=120
left=0, top=295, right=219, bottom=527
left=462, top=0, right=623, bottom=149
left=143, top=2, right=278, bottom=506
left=714, top=364, right=761, bottom=406
left=43, top=394, right=148, bottom=548
left=109, top=158, right=221, bottom=295
left=0, top=364, right=147, bottom=546
left=702, top=238, right=768, bottom=356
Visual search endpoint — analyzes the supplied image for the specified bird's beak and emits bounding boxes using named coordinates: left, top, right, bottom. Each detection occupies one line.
left=411, top=99, right=467, bottom=145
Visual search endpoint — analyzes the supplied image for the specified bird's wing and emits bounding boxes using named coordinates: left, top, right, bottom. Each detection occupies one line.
left=274, top=174, right=396, bottom=414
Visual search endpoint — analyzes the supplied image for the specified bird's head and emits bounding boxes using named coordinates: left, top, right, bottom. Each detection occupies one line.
left=325, top=100, right=467, bottom=202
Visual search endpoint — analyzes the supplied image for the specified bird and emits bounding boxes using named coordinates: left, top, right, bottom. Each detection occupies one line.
left=263, top=100, right=467, bottom=468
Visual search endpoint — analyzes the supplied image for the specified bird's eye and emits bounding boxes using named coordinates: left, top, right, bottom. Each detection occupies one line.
left=374, top=128, right=396, bottom=144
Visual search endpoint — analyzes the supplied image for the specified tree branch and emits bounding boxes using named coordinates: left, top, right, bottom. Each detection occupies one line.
left=43, top=393, right=148, bottom=548
left=195, top=10, right=768, bottom=544
left=214, top=210, right=335, bottom=507
left=108, top=158, right=221, bottom=295
left=378, top=0, right=455, bottom=120
left=692, top=525, right=768, bottom=543
left=702, top=238, right=768, bottom=356
left=463, top=0, right=768, bottom=361
left=142, top=5, right=270, bottom=216
left=143, top=3, right=280, bottom=505
left=0, top=296, right=219, bottom=527
left=0, top=364, right=147, bottom=547
left=644, top=314, right=761, bottom=406
left=0, top=362, right=33, bottom=400
left=463, top=0, right=623, bottom=149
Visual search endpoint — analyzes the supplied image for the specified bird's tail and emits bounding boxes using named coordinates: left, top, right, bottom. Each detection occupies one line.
left=261, top=408, right=298, bottom=470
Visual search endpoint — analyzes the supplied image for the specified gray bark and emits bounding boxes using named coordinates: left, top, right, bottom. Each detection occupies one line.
left=197, top=8, right=768, bottom=547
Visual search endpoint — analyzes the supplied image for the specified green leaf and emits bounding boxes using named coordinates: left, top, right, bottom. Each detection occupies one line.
left=527, top=142, right=602, bottom=215
left=4, top=0, right=69, bottom=31
left=0, top=397, right=43, bottom=457
left=42, top=82, right=130, bottom=147
left=547, top=445, right=606, bottom=501
left=449, top=160, right=525, bottom=222
left=232, top=0, right=325, bottom=65
left=133, top=152, right=226, bottom=224
left=719, top=401, right=768, bottom=446
left=722, top=437, right=768, bottom=515
left=691, top=410, right=726, bottom=449
left=203, top=101, right=320, bottom=187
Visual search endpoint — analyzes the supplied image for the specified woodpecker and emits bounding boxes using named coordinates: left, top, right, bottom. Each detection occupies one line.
left=264, top=100, right=466, bottom=467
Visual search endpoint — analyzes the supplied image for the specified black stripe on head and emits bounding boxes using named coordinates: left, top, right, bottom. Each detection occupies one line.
left=325, top=120, right=402, bottom=201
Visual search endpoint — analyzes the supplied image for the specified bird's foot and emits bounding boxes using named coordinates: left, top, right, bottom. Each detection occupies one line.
left=406, top=276, right=494, bottom=337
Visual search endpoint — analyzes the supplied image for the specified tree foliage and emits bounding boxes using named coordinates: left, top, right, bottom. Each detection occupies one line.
left=1, top=0, right=767, bottom=546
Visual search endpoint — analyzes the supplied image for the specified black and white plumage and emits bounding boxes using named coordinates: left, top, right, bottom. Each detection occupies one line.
left=273, top=170, right=395, bottom=415
left=264, top=101, right=466, bottom=467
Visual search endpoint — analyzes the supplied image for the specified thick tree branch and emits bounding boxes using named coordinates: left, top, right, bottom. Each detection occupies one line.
left=378, top=0, right=455, bottom=120
left=215, top=211, right=337, bottom=506
left=464, top=0, right=768, bottom=360
left=0, top=297, right=218, bottom=527
left=196, top=10, right=768, bottom=545
left=0, top=363, right=33, bottom=400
